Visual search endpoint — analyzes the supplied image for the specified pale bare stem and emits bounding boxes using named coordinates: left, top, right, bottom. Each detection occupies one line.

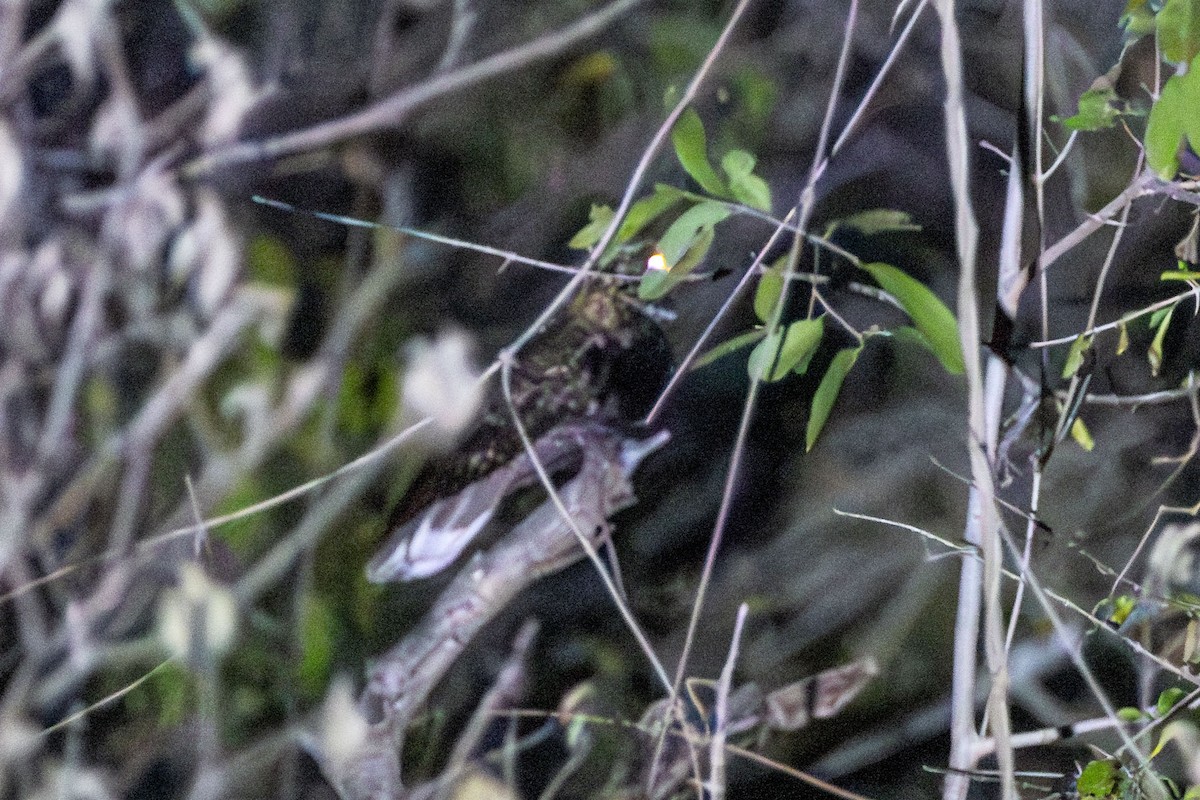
left=1110, top=501, right=1200, bottom=602
left=185, top=0, right=646, bottom=176
left=978, top=0, right=1046, bottom=743
left=831, top=0, right=930, bottom=156
left=1081, top=160, right=1143, bottom=343
left=37, top=659, right=173, bottom=738
left=1001, top=470, right=1041, bottom=664
left=436, top=0, right=477, bottom=74
left=931, top=0, right=1012, bottom=795
left=1039, top=173, right=1154, bottom=275
left=434, top=621, right=539, bottom=800
left=644, top=210, right=796, bottom=426
left=34, top=255, right=111, bottom=473
left=1024, top=0, right=1046, bottom=249
left=707, top=603, right=749, bottom=800
left=1077, top=376, right=1200, bottom=406
left=833, top=508, right=1200, bottom=686
left=993, top=525, right=1168, bottom=793
left=1041, top=130, right=1078, bottom=182
left=1029, top=285, right=1200, bottom=348
left=250, top=199, right=620, bottom=281
left=811, top=286, right=864, bottom=343
left=11, top=246, right=419, bottom=606
left=651, top=0, right=859, bottom=790
left=974, top=686, right=1200, bottom=763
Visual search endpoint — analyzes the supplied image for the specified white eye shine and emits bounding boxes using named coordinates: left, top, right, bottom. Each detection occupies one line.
left=646, top=251, right=668, bottom=272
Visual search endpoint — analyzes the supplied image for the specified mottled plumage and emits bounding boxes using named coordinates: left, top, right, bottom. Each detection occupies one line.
left=367, top=279, right=672, bottom=582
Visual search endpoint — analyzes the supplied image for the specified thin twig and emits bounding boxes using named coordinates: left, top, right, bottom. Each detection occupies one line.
left=184, top=0, right=646, bottom=176
left=653, top=0, right=859, bottom=791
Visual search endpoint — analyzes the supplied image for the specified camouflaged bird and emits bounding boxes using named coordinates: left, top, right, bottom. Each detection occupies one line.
left=367, top=278, right=673, bottom=582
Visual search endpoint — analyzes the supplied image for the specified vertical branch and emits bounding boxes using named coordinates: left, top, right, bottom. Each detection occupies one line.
left=932, top=1, right=1014, bottom=798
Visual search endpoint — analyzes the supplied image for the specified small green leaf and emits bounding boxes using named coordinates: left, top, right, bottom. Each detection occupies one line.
left=639, top=223, right=716, bottom=301
left=1108, top=594, right=1137, bottom=626
left=840, top=209, right=922, bottom=236
left=656, top=200, right=731, bottom=267
left=1070, top=416, right=1095, bottom=451
left=1062, top=334, right=1094, bottom=379
left=721, top=149, right=771, bottom=212
left=807, top=346, right=862, bottom=451
left=1151, top=720, right=1188, bottom=758
left=616, top=186, right=682, bottom=243
left=1145, top=54, right=1200, bottom=179
left=1116, top=706, right=1146, bottom=722
left=1117, top=320, right=1130, bottom=356
left=1159, top=0, right=1200, bottom=64
left=859, top=262, right=964, bottom=374
left=569, top=204, right=616, bottom=249
left=671, top=108, right=731, bottom=198
left=1161, top=270, right=1200, bottom=280
left=1062, top=84, right=1123, bottom=131
left=1149, top=305, right=1175, bottom=377
left=1077, top=759, right=1120, bottom=799
left=748, top=318, right=824, bottom=383
left=754, top=256, right=787, bottom=323
left=692, top=328, right=767, bottom=371
left=1157, top=686, right=1187, bottom=716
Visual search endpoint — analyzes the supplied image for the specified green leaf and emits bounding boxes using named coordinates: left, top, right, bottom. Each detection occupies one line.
left=1077, top=759, right=1120, bottom=799
left=1150, top=720, right=1188, bottom=758
left=721, top=149, right=771, bottom=212
left=748, top=318, right=824, bottom=383
left=1117, top=320, right=1130, bottom=355
left=807, top=346, right=862, bottom=451
left=1116, top=706, right=1146, bottom=722
left=859, top=262, right=964, bottom=374
left=1161, top=270, right=1200, bottom=280
left=1149, top=305, right=1175, bottom=377
left=1070, top=416, right=1095, bottom=451
left=1062, top=84, right=1123, bottom=131
left=297, top=593, right=336, bottom=698
left=1145, top=54, right=1200, bottom=179
left=569, top=204, right=616, bottom=249
left=616, top=186, right=682, bottom=243
left=671, top=108, right=731, bottom=198
left=754, top=256, right=787, bottom=323
left=1108, top=594, right=1137, bottom=626
left=890, top=325, right=938, bottom=357
left=692, top=328, right=767, bottom=371
left=639, top=223, right=717, bottom=301
left=1159, top=0, right=1200, bottom=64
left=1157, top=686, right=1187, bottom=716
left=656, top=200, right=731, bottom=267
left=1062, top=334, right=1094, bottom=379
left=840, top=209, right=922, bottom=235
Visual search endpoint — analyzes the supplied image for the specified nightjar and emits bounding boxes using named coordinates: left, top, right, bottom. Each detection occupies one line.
left=367, top=277, right=673, bottom=582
